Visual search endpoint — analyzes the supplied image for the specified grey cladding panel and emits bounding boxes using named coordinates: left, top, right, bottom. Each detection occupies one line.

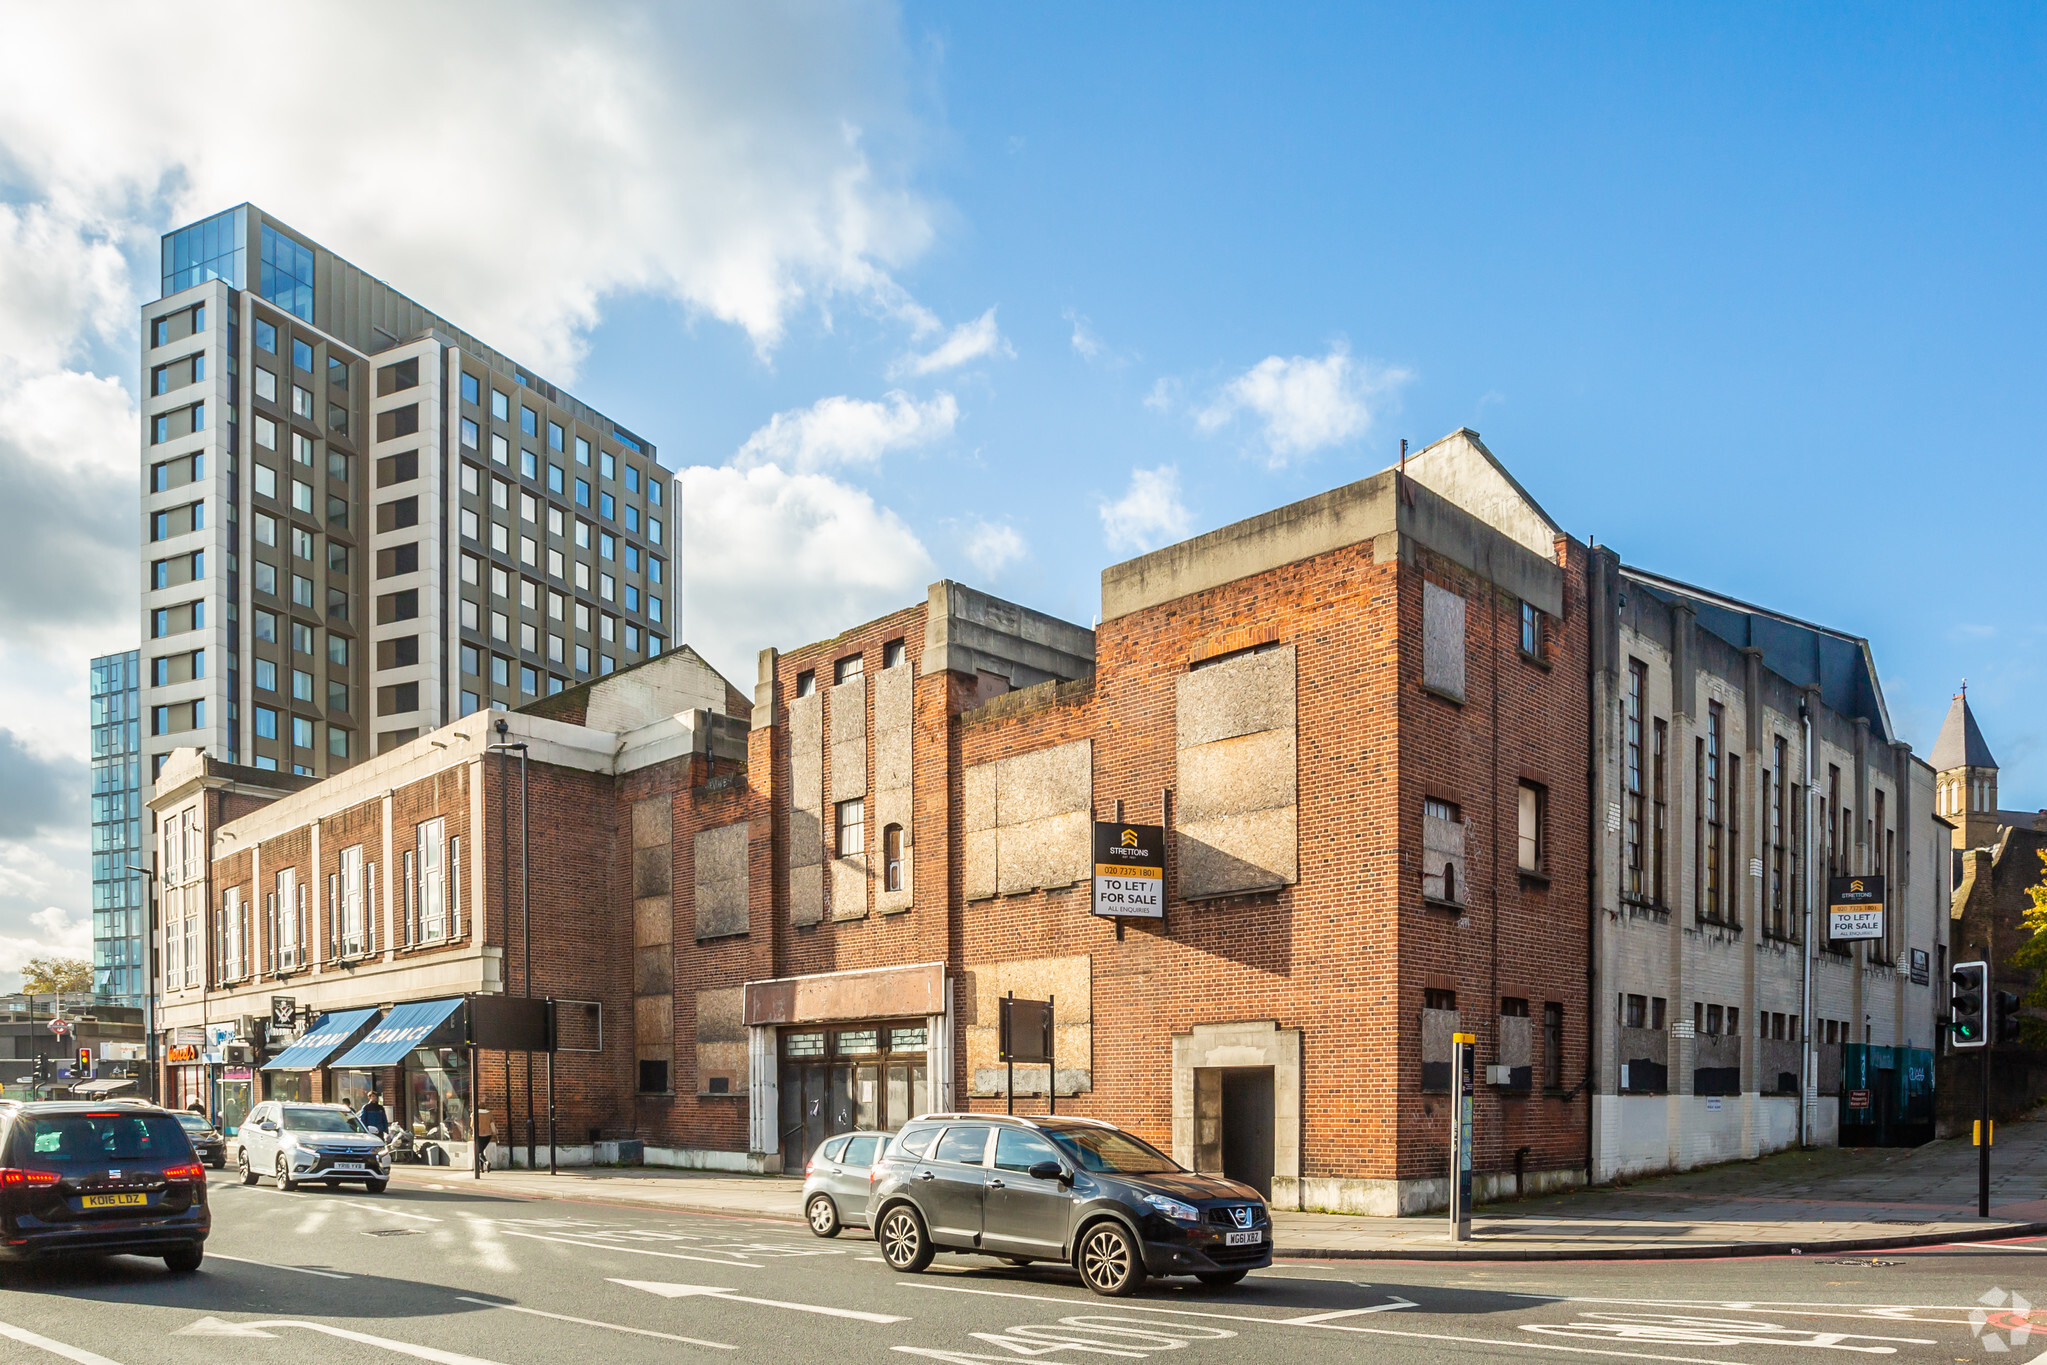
left=830, top=676, right=867, bottom=802
left=1423, top=581, right=1467, bottom=700
left=693, top=822, right=750, bottom=940
left=964, top=740, right=1091, bottom=898
left=1176, top=649, right=1298, bottom=897
left=789, top=691, right=824, bottom=869
left=874, top=665, right=913, bottom=792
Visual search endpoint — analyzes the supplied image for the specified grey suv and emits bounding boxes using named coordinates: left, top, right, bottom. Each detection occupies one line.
left=235, top=1102, right=390, bottom=1192
left=867, top=1114, right=1271, bottom=1296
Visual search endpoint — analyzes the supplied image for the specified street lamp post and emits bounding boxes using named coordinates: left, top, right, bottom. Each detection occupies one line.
left=487, top=724, right=531, bottom=1173
left=124, top=859, right=159, bottom=1104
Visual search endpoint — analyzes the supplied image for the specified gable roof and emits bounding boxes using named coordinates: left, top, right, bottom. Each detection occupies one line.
left=1930, top=690, right=1997, bottom=771
left=1398, top=428, right=1564, bottom=560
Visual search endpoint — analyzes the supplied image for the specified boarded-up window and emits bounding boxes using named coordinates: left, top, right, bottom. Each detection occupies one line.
left=1423, top=581, right=1466, bottom=700
left=694, top=823, right=750, bottom=940
left=1497, top=998, right=1531, bottom=1091
left=1175, top=645, right=1297, bottom=899
left=1423, top=798, right=1466, bottom=905
left=964, top=740, right=1092, bottom=900
left=1422, top=993, right=1458, bottom=1092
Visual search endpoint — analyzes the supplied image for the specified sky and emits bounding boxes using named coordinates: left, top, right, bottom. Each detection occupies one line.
left=0, top=2, right=2041, bottom=981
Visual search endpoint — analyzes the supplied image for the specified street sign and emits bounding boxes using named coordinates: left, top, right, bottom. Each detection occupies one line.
left=1848, top=1089, right=1872, bottom=1109
left=46, top=1016, right=70, bottom=1036
left=998, top=994, right=1056, bottom=1116
left=1091, top=821, right=1165, bottom=918
left=1827, top=876, right=1885, bottom=940
left=1909, top=949, right=1930, bottom=986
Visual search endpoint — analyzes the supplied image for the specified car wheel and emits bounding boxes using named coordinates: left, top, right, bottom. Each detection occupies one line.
left=1195, top=1269, right=1249, bottom=1287
left=237, top=1151, right=257, bottom=1186
left=1077, top=1221, right=1144, bottom=1297
left=276, top=1155, right=298, bottom=1193
left=163, top=1244, right=203, bottom=1274
left=210, top=1157, right=225, bottom=1170
left=877, top=1205, right=933, bottom=1273
left=806, top=1194, right=841, bottom=1238
left=365, top=1180, right=387, bottom=1194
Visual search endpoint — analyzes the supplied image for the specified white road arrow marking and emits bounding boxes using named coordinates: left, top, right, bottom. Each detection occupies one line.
left=609, top=1277, right=910, bottom=1323
left=1283, top=1298, right=1419, bottom=1322
left=0, top=1316, right=131, bottom=1364
left=175, top=1317, right=508, bottom=1363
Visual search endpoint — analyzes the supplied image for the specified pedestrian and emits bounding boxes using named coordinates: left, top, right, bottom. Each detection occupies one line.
left=358, top=1093, right=389, bottom=1137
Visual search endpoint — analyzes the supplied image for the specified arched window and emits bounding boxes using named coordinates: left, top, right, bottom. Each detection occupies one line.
left=882, top=823, right=904, bottom=892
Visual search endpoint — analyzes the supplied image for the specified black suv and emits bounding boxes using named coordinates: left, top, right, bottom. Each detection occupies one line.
left=0, top=1101, right=209, bottom=1271
left=868, top=1114, right=1271, bottom=1296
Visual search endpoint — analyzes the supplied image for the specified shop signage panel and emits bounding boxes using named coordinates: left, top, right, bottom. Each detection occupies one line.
left=1092, top=821, right=1165, bottom=918
left=1827, top=875, right=1885, bottom=940
left=167, top=1045, right=200, bottom=1063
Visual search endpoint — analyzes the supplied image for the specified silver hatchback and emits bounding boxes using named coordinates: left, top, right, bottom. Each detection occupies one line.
left=801, top=1131, right=888, bottom=1237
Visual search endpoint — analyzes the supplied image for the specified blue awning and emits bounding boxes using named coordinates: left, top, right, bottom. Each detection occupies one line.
left=330, top=997, right=466, bottom=1070
left=261, top=1008, right=379, bottom=1072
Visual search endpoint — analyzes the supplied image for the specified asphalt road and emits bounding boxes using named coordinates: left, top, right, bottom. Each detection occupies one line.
left=0, top=1173, right=2040, bottom=1364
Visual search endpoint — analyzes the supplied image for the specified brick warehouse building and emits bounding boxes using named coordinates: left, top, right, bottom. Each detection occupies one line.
left=152, top=430, right=1592, bottom=1210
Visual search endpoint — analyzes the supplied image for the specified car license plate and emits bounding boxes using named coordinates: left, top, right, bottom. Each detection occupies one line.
left=81, top=1193, right=147, bottom=1209
left=1224, top=1229, right=1262, bottom=1247
left=332, top=1162, right=367, bottom=1172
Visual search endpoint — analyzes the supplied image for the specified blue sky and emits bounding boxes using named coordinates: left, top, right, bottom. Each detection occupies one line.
left=575, top=3, right=2047, bottom=787
left=0, top=3, right=2041, bottom=970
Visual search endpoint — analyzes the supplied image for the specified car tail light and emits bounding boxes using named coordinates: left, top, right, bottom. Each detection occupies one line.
left=0, top=1169, right=60, bottom=1189
left=162, top=1163, right=206, bottom=1183
left=805, top=1160, right=816, bottom=1177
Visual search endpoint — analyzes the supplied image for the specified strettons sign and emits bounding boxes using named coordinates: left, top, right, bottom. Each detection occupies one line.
left=1092, top=821, right=1165, bottom=919
left=1827, top=875, right=1885, bottom=941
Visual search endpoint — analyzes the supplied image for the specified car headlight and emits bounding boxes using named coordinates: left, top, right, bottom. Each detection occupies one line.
left=1143, top=1193, right=1200, bottom=1223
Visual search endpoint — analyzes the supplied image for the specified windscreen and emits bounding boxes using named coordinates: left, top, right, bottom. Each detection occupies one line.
left=14, top=1113, right=194, bottom=1171
left=281, top=1107, right=365, bottom=1134
left=1044, top=1126, right=1180, bottom=1175
left=174, top=1112, right=213, bottom=1133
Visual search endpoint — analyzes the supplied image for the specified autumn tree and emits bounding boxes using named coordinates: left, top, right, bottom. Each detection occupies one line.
left=21, top=957, right=92, bottom=996
left=2013, top=849, right=2047, bottom=1047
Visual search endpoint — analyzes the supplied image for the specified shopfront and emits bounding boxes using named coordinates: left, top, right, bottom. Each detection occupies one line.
left=777, top=1021, right=930, bottom=1161
left=330, top=998, right=473, bottom=1165
left=260, top=1007, right=378, bottom=1108
left=745, top=962, right=952, bottom=1169
left=166, top=1039, right=206, bottom=1112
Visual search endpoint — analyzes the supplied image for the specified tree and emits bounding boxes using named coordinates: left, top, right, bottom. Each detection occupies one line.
left=2013, top=850, right=2047, bottom=1048
left=21, top=957, right=92, bottom=996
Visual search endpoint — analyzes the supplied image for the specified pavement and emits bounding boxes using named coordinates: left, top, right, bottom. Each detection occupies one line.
left=392, top=1113, right=2047, bottom=1261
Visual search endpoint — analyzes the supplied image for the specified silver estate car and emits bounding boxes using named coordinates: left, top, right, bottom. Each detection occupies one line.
left=801, top=1131, right=889, bottom=1237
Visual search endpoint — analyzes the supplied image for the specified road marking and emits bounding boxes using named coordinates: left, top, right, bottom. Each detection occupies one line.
left=1284, top=1298, right=1418, bottom=1322
left=205, top=1251, right=351, bottom=1279
left=610, top=1277, right=910, bottom=1324
left=894, top=1284, right=1761, bottom=1364
left=1939, top=1241, right=2047, bottom=1252
left=494, top=1228, right=760, bottom=1268
left=454, top=1296, right=734, bottom=1349
left=176, top=1316, right=509, bottom=1363
left=344, top=1200, right=441, bottom=1221
left=0, top=1317, right=128, bottom=1365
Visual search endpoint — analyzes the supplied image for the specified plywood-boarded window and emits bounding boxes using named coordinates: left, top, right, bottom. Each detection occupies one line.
left=1175, top=645, right=1297, bottom=899
left=1423, top=581, right=1466, bottom=700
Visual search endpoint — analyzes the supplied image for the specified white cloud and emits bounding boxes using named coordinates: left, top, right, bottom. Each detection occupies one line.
left=679, top=462, right=936, bottom=685
left=1065, top=308, right=1104, bottom=362
left=1100, top=465, right=1194, bottom=556
left=963, top=521, right=1027, bottom=578
left=892, top=307, right=1013, bottom=377
left=1196, top=342, right=1410, bottom=466
left=1143, top=377, right=1178, bottom=411
left=734, top=390, right=958, bottom=473
left=0, top=1, right=939, bottom=376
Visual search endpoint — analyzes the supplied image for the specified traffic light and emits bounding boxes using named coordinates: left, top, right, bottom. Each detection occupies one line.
left=1994, top=991, right=2024, bottom=1046
left=76, top=1047, right=91, bottom=1077
left=30, top=1055, right=47, bottom=1084
left=1950, top=961, right=1987, bottom=1049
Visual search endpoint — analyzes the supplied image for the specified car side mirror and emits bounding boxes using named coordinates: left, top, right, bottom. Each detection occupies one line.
left=1027, top=1160, right=1069, bottom=1183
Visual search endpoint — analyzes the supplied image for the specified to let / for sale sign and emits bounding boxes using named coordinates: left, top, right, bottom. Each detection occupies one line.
left=1828, top=875, right=1885, bottom=940
left=1092, top=821, right=1165, bottom=919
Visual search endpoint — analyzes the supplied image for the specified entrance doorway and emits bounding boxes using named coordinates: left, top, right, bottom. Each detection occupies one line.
left=778, top=1021, right=929, bottom=1162
left=1220, top=1068, right=1275, bottom=1199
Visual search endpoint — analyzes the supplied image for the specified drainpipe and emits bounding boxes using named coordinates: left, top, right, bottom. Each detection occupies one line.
left=1799, top=697, right=1816, bottom=1150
